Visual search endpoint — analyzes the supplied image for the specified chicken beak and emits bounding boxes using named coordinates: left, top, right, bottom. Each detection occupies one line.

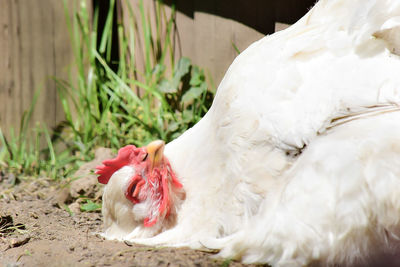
left=146, top=140, right=165, bottom=171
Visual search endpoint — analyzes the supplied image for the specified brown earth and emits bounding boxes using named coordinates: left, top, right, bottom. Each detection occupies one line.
left=0, top=150, right=261, bottom=267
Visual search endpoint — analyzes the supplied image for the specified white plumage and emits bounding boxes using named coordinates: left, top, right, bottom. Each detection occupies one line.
left=99, top=0, right=400, bottom=265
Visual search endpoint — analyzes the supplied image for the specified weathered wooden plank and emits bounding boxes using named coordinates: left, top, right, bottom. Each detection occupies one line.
left=189, top=0, right=273, bottom=85
left=275, top=22, right=291, bottom=32
left=172, top=1, right=195, bottom=62
left=192, top=11, right=235, bottom=85
left=54, top=0, right=81, bottom=125
left=0, top=1, right=13, bottom=133
left=0, top=0, right=73, bottom=137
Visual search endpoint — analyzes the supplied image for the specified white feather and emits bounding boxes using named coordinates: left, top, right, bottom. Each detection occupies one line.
left=218, top=111, right=400, bottom=266
left=101, top=0, right=400, bottom=265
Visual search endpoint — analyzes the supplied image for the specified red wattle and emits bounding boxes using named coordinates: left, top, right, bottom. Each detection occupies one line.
left=159, top=169, right=170, bottom=217
left=125, top=174, right=143, bottom=204
left=165, top=159, right=182, bottom=188
left=144, top=217, right=157, bottom=227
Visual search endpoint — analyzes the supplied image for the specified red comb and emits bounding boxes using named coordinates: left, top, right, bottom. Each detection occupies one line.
left=95, top=145, right=137, bottom=184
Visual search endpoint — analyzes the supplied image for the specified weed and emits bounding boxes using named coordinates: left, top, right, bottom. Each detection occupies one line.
left=0, top=0, right=214, bottom=180
left=80, top=199, right=102, bottom=212
left=56, top=0, right=214, bottom=159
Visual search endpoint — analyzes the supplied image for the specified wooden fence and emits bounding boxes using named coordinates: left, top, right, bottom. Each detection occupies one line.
left=124, top=0, right=315, bottom=86
left=0, top=0, right=315, bottom=135
left=0, top=0, right=75, bottom=136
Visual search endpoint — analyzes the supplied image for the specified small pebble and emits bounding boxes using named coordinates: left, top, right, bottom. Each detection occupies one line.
left=9, top=235, right=30, bottom=248
left=30, top=212, right=39, bottom=219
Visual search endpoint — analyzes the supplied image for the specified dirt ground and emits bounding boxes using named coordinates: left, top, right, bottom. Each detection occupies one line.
left=0, top=151, right=261, bottom=267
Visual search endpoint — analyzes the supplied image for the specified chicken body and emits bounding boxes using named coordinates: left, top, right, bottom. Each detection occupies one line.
left=217, top=111, right=400, bottom=266
left=100, top=0, right=400, bottom=265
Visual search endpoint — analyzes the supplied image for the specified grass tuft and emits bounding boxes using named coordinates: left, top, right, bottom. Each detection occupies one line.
left=0, top=0, right=214, bottom=179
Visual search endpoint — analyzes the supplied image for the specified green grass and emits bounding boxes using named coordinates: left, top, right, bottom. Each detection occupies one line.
left=0, top=90, right=41, bottom=176
left=56, top=0, right=214, bottom=152
left=0, top=0, right=214, bottom=179
left=80, top=199, right=102, bottom=212
left=0, top=90, right=76, bottom=179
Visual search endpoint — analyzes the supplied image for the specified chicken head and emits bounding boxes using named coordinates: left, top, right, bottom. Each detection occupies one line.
left=96, top=140, right=183, bottom=232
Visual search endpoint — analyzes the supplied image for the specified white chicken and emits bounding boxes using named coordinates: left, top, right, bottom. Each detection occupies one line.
left=96, top=0, right=400, bottom=265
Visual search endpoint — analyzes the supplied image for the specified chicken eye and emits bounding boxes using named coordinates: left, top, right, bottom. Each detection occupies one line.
left=142, top=153, right=148, bottom=161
